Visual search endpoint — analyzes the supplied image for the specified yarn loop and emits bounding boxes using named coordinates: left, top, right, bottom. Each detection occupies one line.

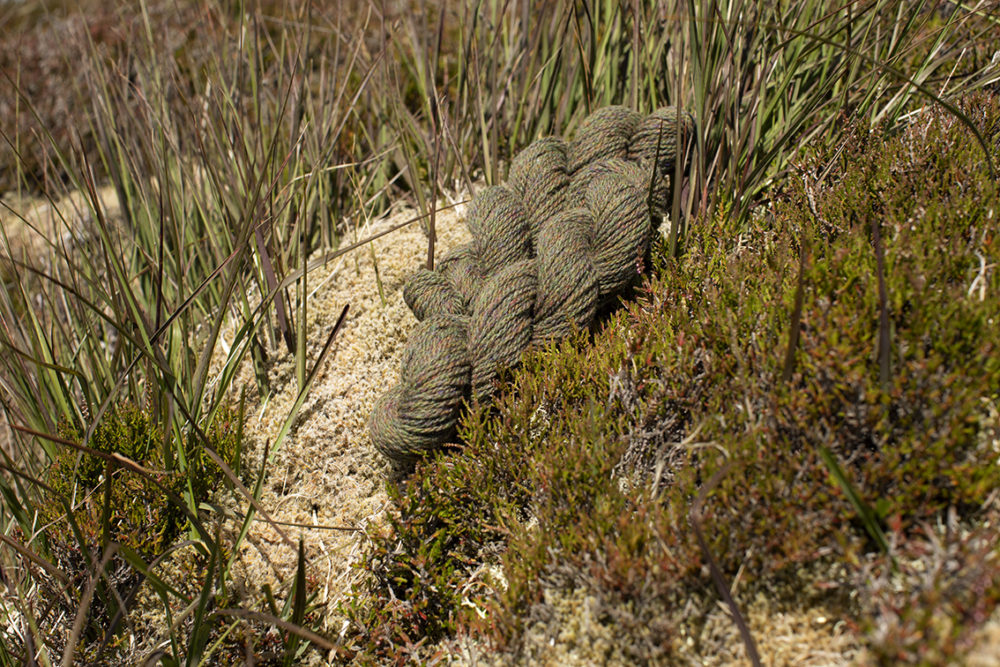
left=371, top=105, right=692, bottom=472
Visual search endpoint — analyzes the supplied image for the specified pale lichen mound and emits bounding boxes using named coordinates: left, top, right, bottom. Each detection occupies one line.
left=129, top=192, right=472, bottom=661
left=222, top=195, right=474, bottom=637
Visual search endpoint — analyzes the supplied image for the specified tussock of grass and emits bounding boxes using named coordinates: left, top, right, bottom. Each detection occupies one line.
left=347, top=94, right=1000, bottom=663
left=31, top=401, right=245, bottom=661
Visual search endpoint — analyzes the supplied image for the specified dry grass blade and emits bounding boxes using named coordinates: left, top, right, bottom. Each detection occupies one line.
left=253, top=518, right=358, bottom=532
left=0, top=533, right=69, bottom=586
left=211, top=608, right=336, bottom=652
left=277, top=202, right=469, bottom=289
left=9, top=424, right=164, bottom=478
left=255, top=223, right=295, bottom=355
left=195, top=437, right=296, bottom=549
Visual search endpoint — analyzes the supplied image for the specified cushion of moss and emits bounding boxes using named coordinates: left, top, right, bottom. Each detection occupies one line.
left=345, top=93, right=1000, bottom=663
left=36, top=401, right=244, bottom=660
left=43, top=402, right=244, bottom=558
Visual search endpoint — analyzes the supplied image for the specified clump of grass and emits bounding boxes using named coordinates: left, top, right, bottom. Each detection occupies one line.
left=0, top=0, right=220, bottom=197
left=29, top=400, right=244, bottom=661
left=346, top=91, right=1000, bottom=662
left=0, top=0, right=358, bottom=662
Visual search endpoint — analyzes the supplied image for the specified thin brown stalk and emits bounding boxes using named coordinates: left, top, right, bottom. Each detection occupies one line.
left=782, top=238, right=808, bottom=384
left=690, top=460, right=762, bottom=667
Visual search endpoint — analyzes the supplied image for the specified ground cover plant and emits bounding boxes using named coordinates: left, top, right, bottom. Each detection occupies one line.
left=1, top=0, right=999, bottom=664
left=346, top=93, right=1000, bottom=663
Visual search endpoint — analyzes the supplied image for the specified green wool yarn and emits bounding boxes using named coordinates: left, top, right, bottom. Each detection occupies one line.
left=370, top=105, right=692, bottom=473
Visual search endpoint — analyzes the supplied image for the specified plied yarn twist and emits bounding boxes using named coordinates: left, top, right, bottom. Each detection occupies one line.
left=370, top=105, right=692, bottom=472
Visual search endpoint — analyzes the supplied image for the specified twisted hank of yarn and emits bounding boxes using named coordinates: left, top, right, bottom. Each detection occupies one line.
left=370, top=105, right=692, bottom=472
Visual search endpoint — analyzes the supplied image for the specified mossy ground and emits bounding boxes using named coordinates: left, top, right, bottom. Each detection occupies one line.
left=344, top=93, right=1000, bottom=664
left=35, top=401, right=245, bottom=661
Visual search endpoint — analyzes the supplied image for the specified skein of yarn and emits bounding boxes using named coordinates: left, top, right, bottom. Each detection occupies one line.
left=370, top=105, right=692, bottom=473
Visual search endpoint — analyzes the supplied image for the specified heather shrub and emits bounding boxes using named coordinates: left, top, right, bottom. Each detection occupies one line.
left=346, top=93, right=1000, bottom=663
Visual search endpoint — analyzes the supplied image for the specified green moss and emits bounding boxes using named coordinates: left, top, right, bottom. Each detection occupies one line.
left=346, top=93, right=1000, bottom=663
left=38, top=400, right=246, bottom=660
left=43, top=401, right=244, bottom=558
